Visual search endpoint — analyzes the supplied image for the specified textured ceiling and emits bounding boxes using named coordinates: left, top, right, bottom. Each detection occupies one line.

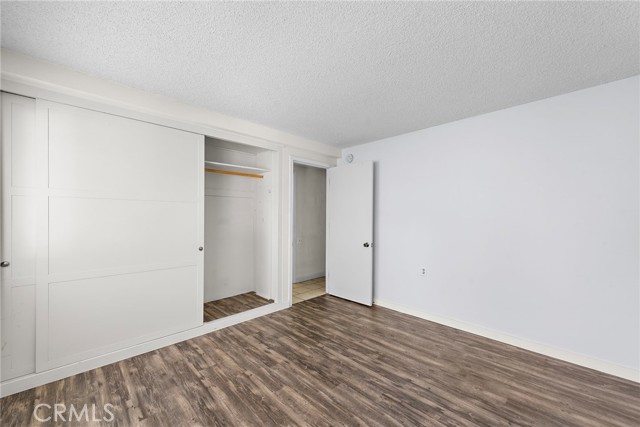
left=1, top=2, right=638, bottom=147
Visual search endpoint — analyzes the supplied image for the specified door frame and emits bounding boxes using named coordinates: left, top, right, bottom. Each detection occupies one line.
left=288, top=156, right=331, bottom=306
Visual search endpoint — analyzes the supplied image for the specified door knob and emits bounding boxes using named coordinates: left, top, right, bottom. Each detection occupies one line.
left=198, top=247, right=204, bottom=252
left=363, top=243, right=370, bottom=248
left=0, top=261, right=9, bottom=267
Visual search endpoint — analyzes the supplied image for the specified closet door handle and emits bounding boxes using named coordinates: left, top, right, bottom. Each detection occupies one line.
left=0, top=261, right=9, bottom=267
left=363, top=243, right=370, bottom=248
left=198, top=247, right=204, bottom=252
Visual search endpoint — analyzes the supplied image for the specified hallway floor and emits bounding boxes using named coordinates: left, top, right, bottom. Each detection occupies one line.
left=292, top=276, right=326, bottom=304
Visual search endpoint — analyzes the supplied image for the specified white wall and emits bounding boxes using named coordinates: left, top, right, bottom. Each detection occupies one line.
left=294, top=164, right=326, bottom=282
left=345, top=76, right=639, bottom=372
left=204, top=144, right=259, bottom=302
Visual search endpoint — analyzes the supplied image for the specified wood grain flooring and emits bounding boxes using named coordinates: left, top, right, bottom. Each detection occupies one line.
left=203, top=292, right=273, bottom=322
left=1, top=295, right=639, bottom=426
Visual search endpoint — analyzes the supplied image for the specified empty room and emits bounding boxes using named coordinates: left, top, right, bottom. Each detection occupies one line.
left=0, top=2, right=638, bottom=426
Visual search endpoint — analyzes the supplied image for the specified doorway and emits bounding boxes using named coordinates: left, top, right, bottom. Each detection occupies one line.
left=292, top=163, right=327, bottom=304
left=202, top=136, right=276, bottom=322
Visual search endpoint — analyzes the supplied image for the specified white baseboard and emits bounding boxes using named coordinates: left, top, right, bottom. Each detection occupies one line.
left=374, top=299, right=639, bottom=383
left=0, top=302, right=287, bottom=398
left=293, top=272, right=325, bottom=283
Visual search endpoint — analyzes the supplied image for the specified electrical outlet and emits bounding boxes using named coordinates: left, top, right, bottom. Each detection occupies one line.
left=297, top=238, right=303, bottom=245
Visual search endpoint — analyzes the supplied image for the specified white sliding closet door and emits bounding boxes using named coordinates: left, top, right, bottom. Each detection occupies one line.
left=35, top=101, right=204, bottom=371
left=1, top=93, right=38, bottom=381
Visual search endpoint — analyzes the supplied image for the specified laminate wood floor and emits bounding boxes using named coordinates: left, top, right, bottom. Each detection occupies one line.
left=203, top=291, right=273, bottom=323
left=2, top=295, right=638, bottom=426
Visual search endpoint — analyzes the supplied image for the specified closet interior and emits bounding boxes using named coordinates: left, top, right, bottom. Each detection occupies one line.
left=203, top=137, right=275, bottom=322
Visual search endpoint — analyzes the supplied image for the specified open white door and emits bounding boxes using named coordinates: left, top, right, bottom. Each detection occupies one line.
left=326, top=162, right=373, bottom=306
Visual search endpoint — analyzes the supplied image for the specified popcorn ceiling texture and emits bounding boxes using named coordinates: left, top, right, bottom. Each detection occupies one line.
left=1, top=2, right=638, bottom=147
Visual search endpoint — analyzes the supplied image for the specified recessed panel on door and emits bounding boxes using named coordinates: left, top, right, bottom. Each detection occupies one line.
left=10, top=195, right=37, bottom=281
left=9, top=100, right=38, bottom=189
left=0, top=285, right=36, bottom=381
left=47, top=266, right=199, bottom=365
left=48, top=197, right=197, bottom=276
left=48, top=104, right=199, bottom=201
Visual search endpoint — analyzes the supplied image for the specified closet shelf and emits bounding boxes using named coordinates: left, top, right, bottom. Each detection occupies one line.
left=204, top=161, right=269, bottom=178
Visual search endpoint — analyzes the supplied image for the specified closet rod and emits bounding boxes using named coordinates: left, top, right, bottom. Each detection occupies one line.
left=205, top=168, right=264, bottom=179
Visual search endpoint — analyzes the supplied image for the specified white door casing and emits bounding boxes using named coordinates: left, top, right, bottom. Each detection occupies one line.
left=326, top=162, right=374, bottom=306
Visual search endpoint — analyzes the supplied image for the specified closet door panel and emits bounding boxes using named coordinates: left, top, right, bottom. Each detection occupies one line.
left=47, top=266, right=199, bottom=364
left=48, top=198, right=197, bottom=276
left=1, top=93, right=38, bottom=381
left=0, top=286, right=36, bottom=381
left=10, top=195, right=38, bottom=281
left=48, top=104, right=198, bottom=201
left=8, top=100, right=38, bottom=188
left=36, top=100, right=204, bottom=372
